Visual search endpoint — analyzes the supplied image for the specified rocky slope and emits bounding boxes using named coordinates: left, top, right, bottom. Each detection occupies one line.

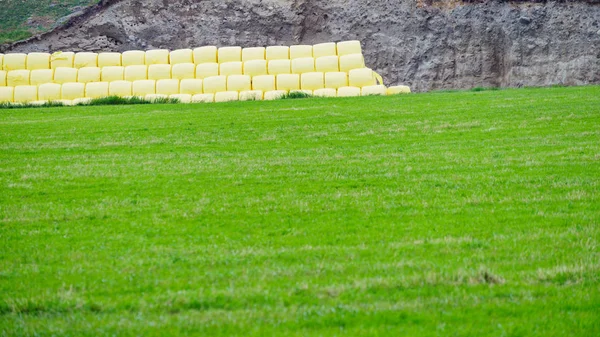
left=2, top=0, right=600, bottom=91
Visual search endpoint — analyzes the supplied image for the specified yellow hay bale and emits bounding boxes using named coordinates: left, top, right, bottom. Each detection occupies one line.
left=313, top=42, right=336, bottom=58
left=252, top=75, right=276, bottom=92
left=193, top=46, right=217, bottom=64
left=51, top=52, right=74, bottom=69
left=26, top=53, right=51, bottom=70
left=339, top=53, right=365, bottom=72
left=170, top=49, right=193, bottom=64
left=290, top=45, right=313, bottom=59
left=315, top=56, right=339, bottom=72
left=195, top=63, right=219, bottom=79
left=56, top=99, right=74, bottom=106
left=180, top=79, right=203, bottom=95
left=122, top=50, right=145, bottom=66
left=203, top=75, right=227, bottom=94
left=109, top=80, right=132, bottom=97
left=239, top=90, right=263, bottom=101
left=101, top=66, right=124, bottom=82
left=0, top=87, right=14, bottom=102
left=313, top=88, right=337, bottom=97
left=227, top=75, right=252, bottom=92
left=38, top=83, right=62, bottom=101
left=242, top=62, right=267, bottom=80
left=301, top=72, right=324, bottom=90
left=85, top=82, right=109, bottom=98
left=268, top=59, right=291, bottom=75
left=387, top=85, right=411, bottom=94
left=53, top=67, right=78, bottom=84
left=276, top=74, right=300, bottom=91
left=0, top=70, right=6, bottom=86
left=172, top=63, right=196, bottom=80
left=215, top=91, right=239, bottom=103
left=169, top=94, right=192, bottom=103
left=3, top=53, right=27, bottom=71
left=14, top=86, right=38, bottom=103
left=145, top=49, right=170, bottom=65
left=266, top=46, right=289, bottom=61
left=148, top=64, right=172, bottom=80
left=74, top=52, right=98, bottom=68
left=337, top=40, right=362, bottom=56
left=73, top=97, right=92, bottom=105
left=337, top=86, right=361, bottom=97
left=29, top=100, right=49, bottom=106
left=220, top=62, right=243, bottom=76
left=30, top=69, right=54, bottom=86
left=218, top=47, right=242, bottom=63
left=264, top=90, right=287, bottom=100
left=61, top=82, right=85, bottom=100
left=145, top=94, right=168, bottom=102
left=348, top=68, right=376, bottom=87
left=124, top=65, right=148, bottom=81
left=0, top=54, right=3, bottom=70
left=191, top=93, right=214, bottom=103
left=291, top=57, right=315, bottom=74
left=156, top=79, right=180, bottom=95
left=132, top=80, right=156, bottom=97
left=242, top=47, right=265, bottom=62
left=7, top=70, right=30, bottom=86
left=77, top=67, right=101, bottom=83
left=98, top=52, right=122, bottom=67
left=361, top=85, right=387, bottom=96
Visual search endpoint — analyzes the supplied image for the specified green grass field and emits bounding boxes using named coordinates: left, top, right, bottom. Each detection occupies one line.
left=1, top=87, right=599, bottom=336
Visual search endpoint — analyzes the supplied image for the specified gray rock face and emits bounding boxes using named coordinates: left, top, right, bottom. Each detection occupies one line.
left=3, top=0, right=600, bottom=91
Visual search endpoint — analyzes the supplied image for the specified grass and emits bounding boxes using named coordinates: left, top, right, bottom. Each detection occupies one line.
left=0, top=86, right=599, bottom=336
left=0, top=96, right=180, bottom=109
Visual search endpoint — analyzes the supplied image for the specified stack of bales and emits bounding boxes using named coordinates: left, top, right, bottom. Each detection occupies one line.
left=0, top=41, right=411, bottom=105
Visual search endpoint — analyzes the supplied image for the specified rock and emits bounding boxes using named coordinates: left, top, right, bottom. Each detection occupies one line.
left=520, top=16, right=532, bottom=24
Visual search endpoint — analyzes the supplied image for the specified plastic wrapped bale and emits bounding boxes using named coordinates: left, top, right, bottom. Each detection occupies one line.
left=192, top=93, right=214, bottom=103
left=172, top=63, right=195, bottom=80
left=215, top=91, right=239, bottom=103
left=242, top=47, right=265, bottom=62
left=132, top=80, right=156, bottom=97
left=169, top=94, right=192, bottom=103
left=98, top=52, right=122, bottom=67
left=239, top=90, right=263, bottom=101
left=339, top=54, right=365, bottom=72
left=252, top=75, right=276, bottom=92
left=73, top=98, right=92, bottom=105
left=77, top=67, right=101, bottom=83
left=337, top=86, right=361, bottom=97
left=14, top=86, right=38, bottom=103
left=145, top=50, right=170, bottom=65
left=3, top=54, right=27, bottom=71
left=170, top=49, right=193, bottom=64
left=109, top=81, right=132, bottom=97
left=101, top=66, right=124, bottom=82
left=243, top=60, right=268, bottom=77
left=74, top=53, right=98, bottom=68
left=268, top=60, right=291, bottom=75
left=266, top=46, right=289, bottom=61
left=122, top=50, right=145, bottom=66
left=148, top=64, right=172, bottom=80
left=218, top=47, right=242, bottom=63
left=124, top=65, right=148, bottom=81
left=85, top=82, right=109, bottom=99
left=156, top=79, right=180, bottom=96
left=220, top=62, right=243, bottom=76
left=203, top=76, right=227, bottom=94
left=362, top=85, right=387, bottom=96
left=61, top=82, right=85, bottom=100
left=301, top=72, right=324, bottom=91
left=227, top=75, right=251, bottom=92
left=264, top=90, right=287, bottom=101
left=276, top=74, right=300, bottom=91
left=387, top=85, right=411, bottom=95
left=0, top=71, right=6, bottom=86
left=51, top=52, right=74, bottom=69
left=349, top=68, right=376, bottom=87
left=0, top=54, right=3, bottom=70
left=180, top=79, right=203, bottom=95
left=30, top=69, right=54, bottom=85
left=315, top=56, right=339, bottom=73
left=7, top=70, right=30, bottom=86
left=26, top=53, right=51, bottom=70
left=291, top=57, right=315, bottom=74
left=337, top=41, right=362, bottom=56
left=29, top=101, right=49, bottom=106
left=313, top=88, right=337, bottom=97
left=38, top=83, right=62, bottom=101
left=0, top=87, right=14, bottom=102
left=195, top=63, right=219, bottom=79
left=53, top=67, right=78, bottom=84
left=56, top=99, right=74, bottom=106
left=313, top=43, right=337, bottom=58
left=290, top=45, right=313, bottom=59
left=145, top=94, right=168, bottom=102
left=193, top=46, right=217, bottom=64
